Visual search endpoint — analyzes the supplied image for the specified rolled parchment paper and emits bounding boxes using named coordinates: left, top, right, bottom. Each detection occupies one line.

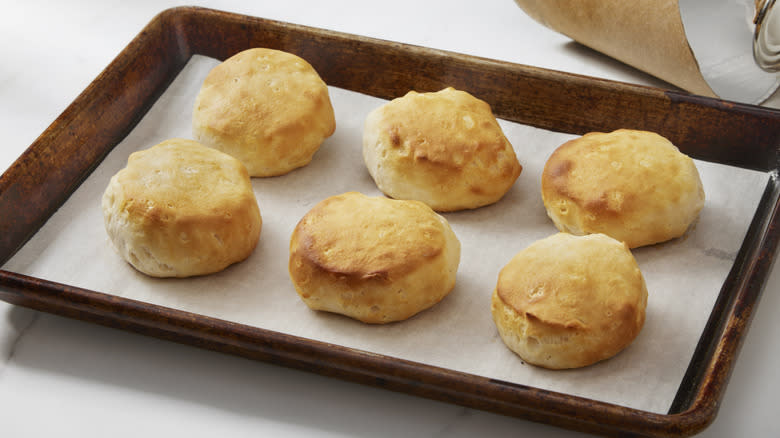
left=515, top=0, right=779, bottom=103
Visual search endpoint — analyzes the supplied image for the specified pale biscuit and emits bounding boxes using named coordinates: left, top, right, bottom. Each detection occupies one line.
left=102, top=138, right=262, bottom=277
left=363, top=87, right=522, bottom=211
left=288, top=192, right=460, bottom=323
left=193, top=48, right=336, bottom=177
left=491, top=233, right=647, bottom=369
left=541, top=129, right=705, bottom=248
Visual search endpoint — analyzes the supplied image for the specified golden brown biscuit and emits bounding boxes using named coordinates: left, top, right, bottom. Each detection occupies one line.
left=491, top=233, right=647, bottom=369
left=363, top=87, right=522, bottom=211
left=193, top=48, right=336, bottom=177
left=289, top=192, right=460, bottom=323
left=102, top=138, right=262, bottom=277
left=541, top=129, right=705, bottom=248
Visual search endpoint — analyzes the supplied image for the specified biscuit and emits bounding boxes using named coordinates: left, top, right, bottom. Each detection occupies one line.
left=491, top=233, right=647, bottom=369
left=288, top=192, right=460, bottom=323
left=363, top=87, right=522, bottom=211
left=102, top=138, right=262, bottom=277
left=193, top=48, right=336, bottom=177
left=541, top=129, right=705, bottom=248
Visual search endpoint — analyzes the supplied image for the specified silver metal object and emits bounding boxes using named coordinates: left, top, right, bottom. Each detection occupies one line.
left=754, top=0, right=780, bottom=72
left=679, top=0, right=779, bottom=103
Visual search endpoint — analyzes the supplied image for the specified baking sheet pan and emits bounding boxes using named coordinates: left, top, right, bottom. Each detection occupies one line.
left=0, top=7, right=778, bottom=437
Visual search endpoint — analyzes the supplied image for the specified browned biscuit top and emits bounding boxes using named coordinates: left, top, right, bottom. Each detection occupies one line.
left=291, top=192, right=446, bottom=279
left=496, top=233, right=645, bottom=334
left=541, top=129, right=705, bottom=247
left=115, top=138, right=256, bottom=225
left=544, top=130, right=685, bottom=216
left=377, top=87, right=516, bottom=171
left=194, top=48, right=333, bottom=146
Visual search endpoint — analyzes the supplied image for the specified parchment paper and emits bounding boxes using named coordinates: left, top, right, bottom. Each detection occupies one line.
left=2, top=55, right=770, bottom=414
left=514, top=0, right=718, bottom=97
left=514, top=0, right=780, bottom=104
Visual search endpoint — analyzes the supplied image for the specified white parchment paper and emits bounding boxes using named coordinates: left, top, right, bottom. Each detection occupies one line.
left=2, top=55, right=770, bottom=414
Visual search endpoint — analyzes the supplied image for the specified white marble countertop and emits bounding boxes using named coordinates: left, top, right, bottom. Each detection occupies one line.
left=1, top=1, right=778, bottom=436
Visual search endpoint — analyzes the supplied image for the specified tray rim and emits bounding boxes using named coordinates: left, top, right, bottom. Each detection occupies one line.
left=0, top=6, right=779, bottom=437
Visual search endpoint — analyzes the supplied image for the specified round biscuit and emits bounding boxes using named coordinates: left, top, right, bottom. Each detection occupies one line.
left=491, top=232, right=647, bottom=369
left=363, top=87, right=522, bottom=211
left=102, top=138, right=262, bottom=277
left=289, top=192, right=461, bottom=323
left=541, top=129, right=705, bottom=248
left=193, top=48, right=336, bottom=177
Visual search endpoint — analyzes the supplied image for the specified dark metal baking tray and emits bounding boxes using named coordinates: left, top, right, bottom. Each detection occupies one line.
left=1, top=7, right=778, bottom=437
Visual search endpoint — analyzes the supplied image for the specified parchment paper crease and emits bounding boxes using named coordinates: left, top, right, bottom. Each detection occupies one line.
left=2, top=55, right=769, bottom=414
